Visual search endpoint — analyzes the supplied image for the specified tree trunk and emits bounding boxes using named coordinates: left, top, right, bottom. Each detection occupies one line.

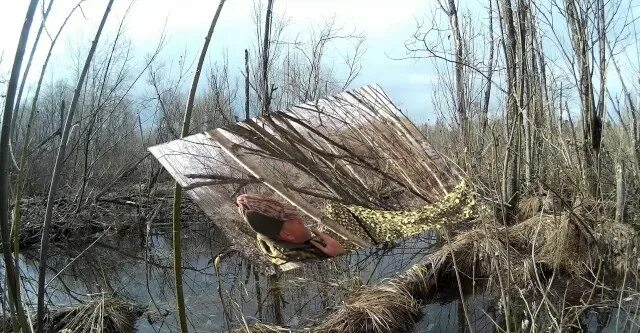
left=261, top=0, right=275, bottom=115
left=447, top=0, right=468, bottom=152
left=36, top=1, right=115, bottom=330
left=565, top=0, right=602, bottom=197
left=172, top=1, right=226, bottom=332
left=0, top=1, right=40, bottom=331
left=500, top=0, right=521, bottom=224
left=517, top=0, right=532, bottom=188
left=615, top=160, right=626, bottom=224
left=11, top=0, right=82, bottom=258
left=481, top=0, right=495, bottom=136
left=245, top=49, right=250, bottom=120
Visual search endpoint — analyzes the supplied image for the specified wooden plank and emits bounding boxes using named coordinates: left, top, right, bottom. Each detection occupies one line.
left=283, top=84, right=460, bottom=200
left=148, top=84, right=463, bottom=272
left=148, top=134, right=277, bottom=273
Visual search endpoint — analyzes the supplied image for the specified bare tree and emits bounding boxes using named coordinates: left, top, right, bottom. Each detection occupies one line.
left=12, top=1, right=85, bottom=260
left=564, top=0, right=605, bottom=197
left=36, top=1, right=115, bottom=329
left=9, top=0, right=55, bottom=171
left=481, top=0, right=496, bottom=135
left=261, top=0, right=275, bottom=115
left=498, top=0, right=522, bottom=223
left=0, top=0, right=40, bottom=331
left=172, top=1, right=226, bottom=331
left=245, top=49, right=251, bottom=120
left=443, top=0, right=469, bottom=150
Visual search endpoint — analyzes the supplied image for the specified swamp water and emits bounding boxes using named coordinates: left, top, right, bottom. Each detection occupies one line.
left=2, top=220, right=632, bottom=332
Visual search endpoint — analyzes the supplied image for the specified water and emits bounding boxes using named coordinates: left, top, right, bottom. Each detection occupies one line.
left=3, top=221, right=636, bottom=332
left=7, top=220, right=445, bottom=332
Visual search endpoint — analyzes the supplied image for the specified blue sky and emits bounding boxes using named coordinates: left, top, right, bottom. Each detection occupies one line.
left=4, top=0, right=639, bottom=126
left=0, top=0, right=450, bottom=123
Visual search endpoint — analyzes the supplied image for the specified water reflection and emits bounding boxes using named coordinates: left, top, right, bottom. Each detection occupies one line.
left=1, top=221, right=633, bottom=332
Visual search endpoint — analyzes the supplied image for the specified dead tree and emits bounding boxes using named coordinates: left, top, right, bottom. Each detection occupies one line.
left=9, top=0, right=55, bottom=171
left=443, top=0, right=468, bottom=150
left=607, top=34, right=640, bottom=182
left=0, top=1, right=40, bottom=330
left=481, top=0, right=496, bottom=135
left=36, top=1, right=115, bottom=330
left=499, top=0, right=522, bottom=223
left=564, top=0, right=604, bottom=197
left=261, top=0, right=274, bottom=115
left=12, top=2, right=85, bottom=259
left=172, top=1, right=227, bottom=331
left=245, top=49, right=250, bottom=120
left=615, top=160, right=626, bottom=223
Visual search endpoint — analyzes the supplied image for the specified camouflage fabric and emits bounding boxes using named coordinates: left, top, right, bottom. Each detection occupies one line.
left=256, top=234, right=328, bottom=265
left=322, top=181, right=476, bottom=246
left=242, top=182, right=475, bottom=265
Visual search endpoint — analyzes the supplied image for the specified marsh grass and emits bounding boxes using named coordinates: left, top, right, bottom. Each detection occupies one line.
left=41, top=297, right=142, bottom=333
left=233, top=195, right=640, bottom=332
left=0, top=297, right=143, bottom=333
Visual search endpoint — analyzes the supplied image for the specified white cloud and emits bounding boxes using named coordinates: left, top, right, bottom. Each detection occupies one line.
left=0, top=2, right=33, bottom=63
left=1, top=0, right=435, bottom=121
left=278, top=0, right=424, bottom=35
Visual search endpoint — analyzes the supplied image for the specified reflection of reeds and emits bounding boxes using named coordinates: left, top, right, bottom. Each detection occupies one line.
left=234, top=211, right=640, bottom=333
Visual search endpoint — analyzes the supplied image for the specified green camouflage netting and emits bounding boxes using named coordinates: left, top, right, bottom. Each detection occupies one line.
left=254, top=182, right=475, bottom=265
left=322, top=182, right=476, bottom=248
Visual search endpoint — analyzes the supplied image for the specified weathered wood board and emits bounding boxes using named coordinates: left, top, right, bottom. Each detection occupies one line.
left=149, top=84, right=461, bottom=274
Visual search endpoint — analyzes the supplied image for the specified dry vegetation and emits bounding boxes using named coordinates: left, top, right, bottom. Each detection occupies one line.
left=229, top=0, right=640, bottom=331
left=1, top=0, right=640, bottom=332
left=1, top=296, right=144, bottom=333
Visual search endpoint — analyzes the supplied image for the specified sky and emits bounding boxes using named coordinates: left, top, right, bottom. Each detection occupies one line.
left=0, top=0, right=447, bottom=122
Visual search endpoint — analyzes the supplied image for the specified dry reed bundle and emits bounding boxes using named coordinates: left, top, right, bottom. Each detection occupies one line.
left=430, top=225, right=516, bottom=278
left=232, top=265, right=432, bottom=333
left=311, top=275, right=424, bottom=333
left=593, top=221, right=640, bottom=274
left=307, top=226, right=515, bottom=333
left=304, top=216, right=640, bottom=332
left=42, top=297, right=141, bottom=333
left=233, top=323, right=292, bottom=333
left=518, top=196, right=544, bottom=220
left=516, top=193, right=564, bottom=221
left=509, top=214, right=587, bottom=273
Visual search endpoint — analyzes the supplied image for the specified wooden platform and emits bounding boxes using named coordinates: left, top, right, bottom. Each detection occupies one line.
left=148, top=84, right=461, bottom=274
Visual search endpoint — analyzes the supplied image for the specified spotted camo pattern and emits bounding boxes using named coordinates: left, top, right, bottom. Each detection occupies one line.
left=322, top=182, right=476, bottom=246
left=256, top=234, right=328, bottom=266
left=248, top=182, right=475, bottom=265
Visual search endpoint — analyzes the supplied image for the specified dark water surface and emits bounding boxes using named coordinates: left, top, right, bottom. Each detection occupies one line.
left=2, top=221, right=633, bottom=332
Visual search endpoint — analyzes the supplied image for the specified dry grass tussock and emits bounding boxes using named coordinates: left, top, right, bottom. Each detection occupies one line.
left=40, top=297, right=142, bottom=333
left=310, top=265, right=429, bottom=333
left=510, top=214, right=588, bottom=273
left=233, top=265, right=431, bottom=333
left=593, top=221, right=640, bottom=274
left=430, top=225, right=514, bottom=278
left=233, top=323, right=293, bottom=333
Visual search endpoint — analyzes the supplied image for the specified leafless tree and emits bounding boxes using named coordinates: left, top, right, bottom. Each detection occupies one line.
left=0, top=0, right=40, bottom=331
left=36, top=1, right=115, bottom=329
left=261, top=0, right=275, bottom=115
left=172, top=1, right=226, bottom=331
